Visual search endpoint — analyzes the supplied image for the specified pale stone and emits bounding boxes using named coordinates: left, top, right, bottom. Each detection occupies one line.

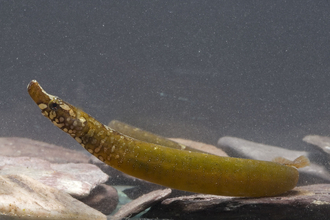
left=112, top=188, right=172, bottom=219
left=0, top=174, right=106, bottom=220
left=0, top=156, right=108, bottom=198
left=303, top=135, right=330, bottom=155
left=218, top=136, right=309, bottom=160
left=0, top=137, right=89, bottom=163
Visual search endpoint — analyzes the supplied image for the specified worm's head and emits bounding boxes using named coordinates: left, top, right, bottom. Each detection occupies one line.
left=27, top=80, right=86, bottom=135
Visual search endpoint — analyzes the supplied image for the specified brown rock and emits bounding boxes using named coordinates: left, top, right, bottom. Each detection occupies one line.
left=112, top=188, right=172, bottom=219
left=143, top=184, right=330, bottom=220
left=0, top=137, right=89, bottom=163
left=79, top=184, right=119, bottom=215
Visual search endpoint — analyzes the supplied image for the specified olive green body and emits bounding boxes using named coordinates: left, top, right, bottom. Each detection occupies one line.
left=92, top=132, right=298, bottom=197
left=28, top=80, right=299, bottom=197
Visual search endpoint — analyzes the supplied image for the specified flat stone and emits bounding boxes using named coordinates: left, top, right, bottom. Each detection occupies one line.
left=169, top=138, right=228, bottom=157
left=303, top=135, right=330, bottom=155
left=0, top=137, right=89, bottom=163
left=218, top=136, right=309, bottom=159
left=0, top=156, right=109, bottom=198
left=79, top=184, right=119, bottom=215
left=121, top=183, right=168, bottom=200
left=0, top=174, right=106, bottom=220
left=112, top=188, right=172, bottom=219
left=143, top=184, right=330, bottom=220
left=218, top=136, right=330, bottom=184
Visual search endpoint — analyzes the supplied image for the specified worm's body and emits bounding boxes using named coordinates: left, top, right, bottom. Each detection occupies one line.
left=28, top=80, right=306, bottom=197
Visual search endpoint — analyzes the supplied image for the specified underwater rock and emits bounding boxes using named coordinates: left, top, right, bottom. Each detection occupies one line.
left=169, top=138, right=228, bottom=157
left=122, top=184, right=194, bottom=201
left=112, top=188, right=172, bottom=219
left=143, top=184, right=330, bottom=220
left=0, top=137, right=89, bottom=163
left=79, top=184, right=119, bottom=215
left=303, top=135, right=330, bottom=155
left=218, top=136, right=309, bottom=159
left=0, top=156, right=109, bottom=198
left=122, top=183, right=168, bottom=200
left=217, top=136, right=330, bottom=184
left=0, top=174, right=106, bottom=220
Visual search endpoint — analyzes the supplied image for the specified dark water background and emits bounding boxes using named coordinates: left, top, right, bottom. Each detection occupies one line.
left=1, top=1, right=330, bottom=156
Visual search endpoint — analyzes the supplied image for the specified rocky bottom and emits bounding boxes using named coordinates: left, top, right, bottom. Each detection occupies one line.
left=0, top=135, right=329, bottom=220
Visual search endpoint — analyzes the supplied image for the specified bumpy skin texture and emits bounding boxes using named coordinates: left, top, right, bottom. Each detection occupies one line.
left=28, top=80, right=299, bottom=197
